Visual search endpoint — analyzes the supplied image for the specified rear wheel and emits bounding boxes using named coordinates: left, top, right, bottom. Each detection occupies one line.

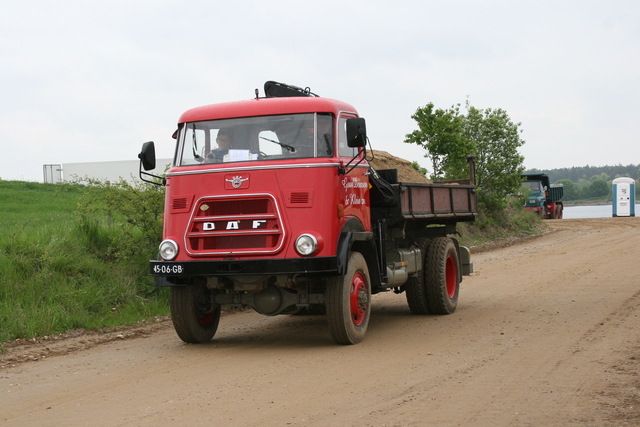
left=405, top=238, right=431, bottom=314
left=170, top=283, right=221, bottom=343
left=425, top=237, right=460, bottom=314
left=326, top=252, right=371, bottom=345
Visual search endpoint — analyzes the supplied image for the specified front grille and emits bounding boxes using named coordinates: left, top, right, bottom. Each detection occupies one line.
left=185, top=194, right=284, bottom=255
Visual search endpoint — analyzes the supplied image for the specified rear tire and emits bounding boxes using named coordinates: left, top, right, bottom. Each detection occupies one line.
left=556, top=205, right=563, bottom=219
left=170, top=283, right=221, bottom=343
left=326, top=252, right=371, bottom=345
left=405, top=239, right=431, bottom=314
left=425, top=237, right=460, bottom=314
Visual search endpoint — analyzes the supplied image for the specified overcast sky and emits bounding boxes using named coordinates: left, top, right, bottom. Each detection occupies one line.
left=1, top=0, right=639, bottom=182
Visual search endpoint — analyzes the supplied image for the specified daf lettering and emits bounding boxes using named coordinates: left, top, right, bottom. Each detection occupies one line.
left=203, top=220, right=267, bottom=231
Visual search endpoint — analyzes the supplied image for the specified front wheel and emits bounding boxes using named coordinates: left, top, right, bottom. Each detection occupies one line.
left=170, top=283, right=221, bottom=343
left=326, top=252, right=372, bottom=345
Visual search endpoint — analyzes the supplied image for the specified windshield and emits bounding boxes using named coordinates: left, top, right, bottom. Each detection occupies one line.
left=522, top=181, right=542, bottom=192
left=176, top=113, right=334, bottom=166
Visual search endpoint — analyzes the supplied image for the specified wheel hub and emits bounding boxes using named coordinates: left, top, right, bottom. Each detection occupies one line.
left=350, top=272, right=368, bottom=326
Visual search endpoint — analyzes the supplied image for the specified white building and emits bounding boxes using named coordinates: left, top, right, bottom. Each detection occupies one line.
left=43, top=159, right=172, bottom=184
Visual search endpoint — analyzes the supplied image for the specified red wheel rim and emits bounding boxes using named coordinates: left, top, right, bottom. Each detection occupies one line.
left=445, top=254, right=457, bottom=299
left=350, top=271, right=368, bottom=326
left=197, top=311, right=215, bottom=326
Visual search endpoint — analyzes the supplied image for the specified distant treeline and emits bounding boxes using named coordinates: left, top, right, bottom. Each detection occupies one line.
left=524, top=164, right=639, bottom=201
left=526, top=164, right=639, bottom=183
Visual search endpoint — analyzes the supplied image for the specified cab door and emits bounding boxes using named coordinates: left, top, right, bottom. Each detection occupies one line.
left=337, top=114, right=371, bottom=231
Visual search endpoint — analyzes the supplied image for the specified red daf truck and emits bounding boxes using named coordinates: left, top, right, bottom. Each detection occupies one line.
left=138, top=81, right=477, bottom=345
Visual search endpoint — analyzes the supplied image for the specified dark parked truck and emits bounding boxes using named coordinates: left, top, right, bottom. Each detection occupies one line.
left=522, top=173, right=564, bottom=219
left=138, top=81, right=477, bottom=345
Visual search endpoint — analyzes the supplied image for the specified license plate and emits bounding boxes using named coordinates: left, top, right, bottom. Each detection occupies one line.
left=151, top=262, right=185, bottom=275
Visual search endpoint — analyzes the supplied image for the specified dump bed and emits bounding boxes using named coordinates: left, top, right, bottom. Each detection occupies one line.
left=547, top=185, right=564, bottom=203
left=395, top=180, right=477, bottom=222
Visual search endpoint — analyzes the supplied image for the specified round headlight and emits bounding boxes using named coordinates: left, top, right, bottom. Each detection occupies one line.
left=159, top=239, right=179, bottom=260
left=295, top=234, right=318, bottom=256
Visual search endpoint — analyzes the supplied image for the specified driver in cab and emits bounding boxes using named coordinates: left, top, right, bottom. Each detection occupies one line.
left=207, top=129, right=233, bottom=162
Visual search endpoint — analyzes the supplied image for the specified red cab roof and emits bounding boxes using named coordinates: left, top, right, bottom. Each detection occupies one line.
left=178, top=96, right=358, bottom=124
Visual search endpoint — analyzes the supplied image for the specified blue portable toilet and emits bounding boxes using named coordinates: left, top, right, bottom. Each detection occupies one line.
left=612, top=177, right=635, bottom=217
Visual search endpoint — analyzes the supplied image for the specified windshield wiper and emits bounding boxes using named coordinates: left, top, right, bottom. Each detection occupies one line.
left=192, top=124, right=204, bottom=161
left=260, top=136, right=296, bottom=153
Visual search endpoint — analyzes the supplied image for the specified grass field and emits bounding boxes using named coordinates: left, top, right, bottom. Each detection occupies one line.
left=0, top=180, right=169, bottom=343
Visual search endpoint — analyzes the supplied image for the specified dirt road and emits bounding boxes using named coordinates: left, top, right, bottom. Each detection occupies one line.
left=2, top=218, right=639, bottom=426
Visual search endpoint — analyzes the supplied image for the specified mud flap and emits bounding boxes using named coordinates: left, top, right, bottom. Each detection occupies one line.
left=459, top=246, right=473, bottom=276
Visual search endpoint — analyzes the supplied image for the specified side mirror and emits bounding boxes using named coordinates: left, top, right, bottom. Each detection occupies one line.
left=139, top=141, right=156, bottom=171
left=346, top=118, right=367, bottom=148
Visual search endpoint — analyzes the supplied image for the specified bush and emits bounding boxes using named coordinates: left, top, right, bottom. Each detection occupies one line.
left=457, top=195, right=545, bottom=249
left=74, top=177, right=164, bottom=263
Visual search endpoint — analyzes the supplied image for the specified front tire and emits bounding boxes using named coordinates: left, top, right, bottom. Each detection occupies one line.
left=326, top=252, right=372, bottom=345
left=170, top=283, right=221, bottom=343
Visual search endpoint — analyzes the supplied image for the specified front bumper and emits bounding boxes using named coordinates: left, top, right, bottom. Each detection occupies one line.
left=150, top=256, right=339, bottom=278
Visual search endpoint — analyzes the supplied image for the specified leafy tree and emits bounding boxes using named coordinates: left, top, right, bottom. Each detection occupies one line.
left=588, top=179, right=609, bottom=198
left=410, top=161, right=428, bottom=176
left=404, top=103, right=470, bottom=180
left=462, top=103, right=525, bottom=211
left=405, top=100, right=526, bottom=213
left=557, top=179, right=578, bottom=200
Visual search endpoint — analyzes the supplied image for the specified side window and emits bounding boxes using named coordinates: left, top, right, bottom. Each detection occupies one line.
left=179, top=126, right=208, bottom=165
left=338, top=116, right=358, bottom=158
left=317, top=114, right=334, bottom=157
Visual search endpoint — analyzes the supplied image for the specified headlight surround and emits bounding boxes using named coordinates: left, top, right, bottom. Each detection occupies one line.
left=295, top=233, right=318, bottom=256
left=159, top=239, right=179, bottom=260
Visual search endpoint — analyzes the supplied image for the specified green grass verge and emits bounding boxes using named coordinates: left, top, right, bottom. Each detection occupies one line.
left=457, top=197, right=547, bottom=251
left=0, top=180, right=169, bottom=342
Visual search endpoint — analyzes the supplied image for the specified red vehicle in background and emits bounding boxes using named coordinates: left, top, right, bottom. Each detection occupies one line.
left=139, top=81, right=477, bottom=345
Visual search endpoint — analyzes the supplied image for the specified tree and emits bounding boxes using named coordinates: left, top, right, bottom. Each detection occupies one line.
left=557, top=179, right=578, bottom=200
left=588, top=179, right=609, bottom=198
left=462, top=103, right=525, bottom=211
left=410, top=161, right=428, bottom=176
left=405, top=100, right=526, bottom=213
left=404, top=103, right=470, bottom=180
